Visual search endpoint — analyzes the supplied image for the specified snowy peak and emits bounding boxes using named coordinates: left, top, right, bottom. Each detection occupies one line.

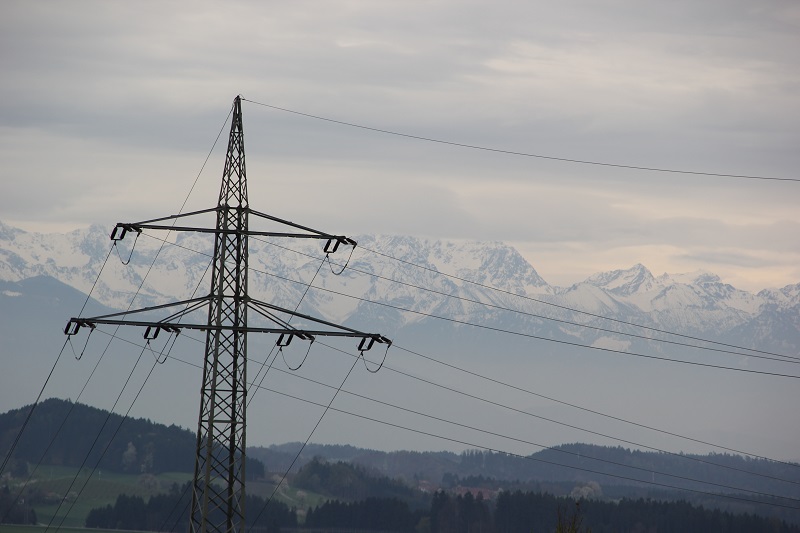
left=0, top=220, right=797, bottom=352
left=666, top=270, right=719, bottom=285
left=584, top=263, right=655, bottom=296
left=757, top=283, right=800, bottom=308
left=0, top=221, right=25, bottom=241
left=575, top=264, right=765, bottom=317
left=355, top=235, right=549, bottom=293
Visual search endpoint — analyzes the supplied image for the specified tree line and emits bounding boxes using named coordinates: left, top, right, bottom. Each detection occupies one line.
left=0, top=399, right=265, bottom=477
left=80, top=488, right=799, bottom=533
left=84, top=482, right=296, bottom=532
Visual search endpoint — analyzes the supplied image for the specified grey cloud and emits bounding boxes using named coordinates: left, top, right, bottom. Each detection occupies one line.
left=677, top=251, right=780, bottom=269
left=1, top=0, right=798, bottom=292
left=3, top=0, right=800, bottom=463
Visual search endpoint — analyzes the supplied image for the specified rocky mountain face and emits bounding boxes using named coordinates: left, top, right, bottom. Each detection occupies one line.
left=1, top=220, right=798, bottom=356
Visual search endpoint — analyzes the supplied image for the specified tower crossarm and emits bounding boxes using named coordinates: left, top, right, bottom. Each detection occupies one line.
left=64, top=296, right=391, bottom=350
left=63, top=96, right=389, bottom=533
left=110, top=206, right=357, bottom=248
left=65, top=296, right=210, bottom=333
left=248, top=298, right=386, bottom=339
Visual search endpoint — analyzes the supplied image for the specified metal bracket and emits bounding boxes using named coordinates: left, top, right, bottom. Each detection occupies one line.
left=64, top=319, right=96, bottom=336
left=324, top=238, right=341, bottom=254
left=358, top=337, right=376, bottom=352
left=276, top=331, right=316, bottom=347
left=110, top=224, right=142, bottom=241
left=144, top=325, right=180, bottom=340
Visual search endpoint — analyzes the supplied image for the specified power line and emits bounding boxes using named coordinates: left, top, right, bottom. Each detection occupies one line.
left=11, top=106, right=234, bottom=530
left=390, top=343, right=800, bottom=469
left=53, top=352, right=165, bottom=532
left=265, top=272, right=800, bottom=379
left=137, top=232, right=800, bottom=378
left=132, top=233, right=800, bottom=467
left=89, top=328, right=800, bottom=510
left=250, top=235, right=799, bottom=364
left=44, top=343, right=147, bottom=532
left=358, top=244, right=798, bottom=362
left=259, top=362, right=800, bottom=503
left=247, top=345, right=362, bottom=532
left=0, top=245, right=114, bottom=478
left=102, top=329, right=800, bottom=492
left=44, top=259, right=209, bottom=529
left=2, top=325, right=119, bottom=523
left=0, top=340, right=66, bottom=478
left=245, top=375, right=800, bottom=510
left=323, top=338, right=800, bottom=479
left=235, top=97, right=797, bottom=361
left=241, top=98, right=800, bottom=183
left=248, top=254, right=328, bottom=406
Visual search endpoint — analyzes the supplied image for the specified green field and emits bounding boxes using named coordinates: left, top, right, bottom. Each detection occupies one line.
left=4, top=465, right=325, bottom=528
left=4, top=466, right=191, bottom=528
left=249, top=476, right=328, bottom=511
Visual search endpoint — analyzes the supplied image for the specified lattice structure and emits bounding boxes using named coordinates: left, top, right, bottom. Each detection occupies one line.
left=190, top=96, right=250, bottom=533
left=65, top=96, right=390, bottom=533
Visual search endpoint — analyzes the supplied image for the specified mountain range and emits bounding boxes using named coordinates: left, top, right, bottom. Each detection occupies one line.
left=1, top=219, right=797, bottom=354
left=1, top=219, right=798, bottom=460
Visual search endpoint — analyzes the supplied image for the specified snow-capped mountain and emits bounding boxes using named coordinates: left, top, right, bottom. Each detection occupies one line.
left=1, top=220, right=797, bottom=355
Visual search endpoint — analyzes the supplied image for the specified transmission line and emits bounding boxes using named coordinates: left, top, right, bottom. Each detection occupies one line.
left=246, top=376, right=800, bottom=510
left=3, top=105, right=232, bottom=529
left=138, top=231, right=800, bottom=376
left=358, top=244, right=799, bottom=362
left=101, top=329, right=800, bottom=494
left=258, top=362, right=800, bottom=503
left=0, top=340, right=67, bottom=478
left=0, top=245, right=114, bottom=478
left=131, top=233, right=800, bottom=465
left=266, top=273, right=800, bottom=378
left=60, top=261, right=210, bottom=530
left=2, top=326, right=119, bottom=523
left=251, top=235, right=799, bottom=364
left=390, top=343, right=800, bottom=469
left=248, top=253, right=328, bottom=406
left=247, top=345, right=363, bottom=532
left=91, top=330, right=800, bottom=512
left=52, top=352, right=167, bottom=532
left=309, top=339, right=800, bottom=482
left=241, top=97, right=800, bottom=183
left=44, top=343, right=147, bottom=531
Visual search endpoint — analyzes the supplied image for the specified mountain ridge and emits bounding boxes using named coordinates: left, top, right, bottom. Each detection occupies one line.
left=3, top=398, right=799, bottom=497
left=1, top=219, right=795, bottom=354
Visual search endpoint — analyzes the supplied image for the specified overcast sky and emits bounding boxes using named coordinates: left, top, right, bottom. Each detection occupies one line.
left=2, top=1, right=799, bottom=291
left=4, top=1, right=800, bottom=481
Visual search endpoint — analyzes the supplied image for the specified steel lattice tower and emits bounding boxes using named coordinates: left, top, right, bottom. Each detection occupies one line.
left=190, top=95, right=249, bottom=533
left=65, top=95, right=390, bottom=533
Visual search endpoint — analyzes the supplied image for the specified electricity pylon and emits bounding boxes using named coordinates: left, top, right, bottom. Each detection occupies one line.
left=65, top=95, right=390, bottom=533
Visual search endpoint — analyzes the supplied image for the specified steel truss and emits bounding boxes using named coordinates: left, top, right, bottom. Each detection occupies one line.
left=65, top=96, right=390, bottom=533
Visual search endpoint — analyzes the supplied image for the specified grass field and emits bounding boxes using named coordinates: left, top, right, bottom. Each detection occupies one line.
left=5, top=465, right=325, bottom=528
left=4, top=466, right=192, bottom=528
left=249, top=476, right=328, bottom=511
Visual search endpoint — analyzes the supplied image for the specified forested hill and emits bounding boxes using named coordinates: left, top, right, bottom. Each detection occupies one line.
left=3, top=400, right=800, bottom=527
left=4, top=399, right=800, bottom=501
left=0, top=398, right=196, bottom=474
left=251, top=442, right=800, bottom=499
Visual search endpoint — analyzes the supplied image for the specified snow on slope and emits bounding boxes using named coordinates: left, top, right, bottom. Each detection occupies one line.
left=0, top=220, right=797, bottom=352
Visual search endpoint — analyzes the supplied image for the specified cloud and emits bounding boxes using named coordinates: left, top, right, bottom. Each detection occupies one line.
left=678, top=250, right=780, bottom=269
left=3, top=0, right=800, bottom=466
left=1, top=0, right=798, bottom=293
